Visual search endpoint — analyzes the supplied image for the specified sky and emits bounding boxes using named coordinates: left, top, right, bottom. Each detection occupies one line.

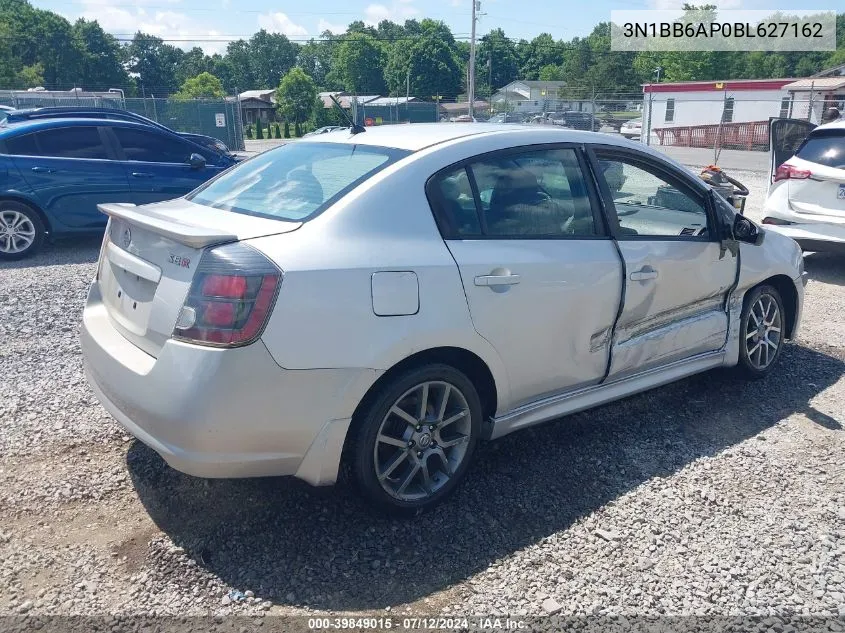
left=30, top=0, right=845, bottom=55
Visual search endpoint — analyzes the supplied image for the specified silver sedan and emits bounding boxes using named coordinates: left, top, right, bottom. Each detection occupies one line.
left=81, top=124, right=805, bottom=514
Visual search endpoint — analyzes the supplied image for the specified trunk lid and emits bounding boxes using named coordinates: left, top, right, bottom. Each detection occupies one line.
left=786, top=157, right=845, bottom=219
left=97, top=199, right=300, bottom=357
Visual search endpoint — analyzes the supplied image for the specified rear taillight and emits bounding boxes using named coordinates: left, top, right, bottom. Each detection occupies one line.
left=773, top=164, right=812, bottom=183
left=173, top=242, right=281, bottom=347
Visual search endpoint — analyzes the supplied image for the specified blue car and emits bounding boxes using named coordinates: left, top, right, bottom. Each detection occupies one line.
left=5, top=107, right=242, bottom=160
left=0, top=117, right=237, bottom=259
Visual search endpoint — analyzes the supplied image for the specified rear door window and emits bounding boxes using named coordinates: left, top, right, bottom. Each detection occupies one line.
left=4, top=132, right=39, bottom=156
left=795, top=131, right=845, bottom=169
left=112, top=127, right=196, bottom=164
left=431, top=147, right=599, bottom=238
left=7, top=126, right=109, bottom=159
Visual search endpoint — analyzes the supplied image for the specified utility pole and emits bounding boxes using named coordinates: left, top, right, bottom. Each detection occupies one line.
left=468, top=0, right=478, bottom=118
left=645, top=66, right=662, bottom=146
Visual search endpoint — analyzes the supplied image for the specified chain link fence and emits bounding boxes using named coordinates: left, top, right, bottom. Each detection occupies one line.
left=122, top=98, right=245, bottom=151
left=0, top=91, right=245, bottom=151
left=350, top=100, right=440, bottom=125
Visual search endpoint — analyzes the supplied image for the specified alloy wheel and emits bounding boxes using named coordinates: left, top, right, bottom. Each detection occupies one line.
left=0, top=209, right=36, bottom=255
left=373, top=381, right=472, bottom=502
left=745, top=293, right=782, bottom=371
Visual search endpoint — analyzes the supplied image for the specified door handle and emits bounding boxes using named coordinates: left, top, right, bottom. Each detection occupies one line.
left=629, top=268, right=659, bottom=281
left=474, top=274, right=521, bottom=287
left=31, top=166, right=54, bottom=173
left=131, top=172, right=154, bottom=178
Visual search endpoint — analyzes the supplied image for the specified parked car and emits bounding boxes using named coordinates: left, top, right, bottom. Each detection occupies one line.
left=4, top=107, right=240, bottom=161
left=303, top=126, right=345, bottom=137
left=0, top=117, right=237, bottom=259
left=620, top=117, right=643, bottom=140
left=453, top=115, right=477, bottom=123
left=559, top=111, right=603, bottom=132
left=489, top=113, right=524, bottom=124
left=762, top=117, right=845, bottom=253
left=80, top=124, right=805, bottom=515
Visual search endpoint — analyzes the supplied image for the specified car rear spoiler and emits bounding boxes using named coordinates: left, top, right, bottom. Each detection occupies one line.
left=98, top=203, right=237, bottom=249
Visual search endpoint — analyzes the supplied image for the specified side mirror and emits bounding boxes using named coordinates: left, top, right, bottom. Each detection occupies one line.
left=733, top=214, right=765, bottom=246
left=188, top=153, right=206, bottom=170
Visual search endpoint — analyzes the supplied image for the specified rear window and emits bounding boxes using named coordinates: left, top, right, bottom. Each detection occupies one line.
left=187, top=142, right=410, bottom=221
left=795, top=130, right=845, bottom=169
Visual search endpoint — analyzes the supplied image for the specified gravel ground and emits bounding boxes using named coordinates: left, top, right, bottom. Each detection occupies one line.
left=1, top=173, right=844, bottom=629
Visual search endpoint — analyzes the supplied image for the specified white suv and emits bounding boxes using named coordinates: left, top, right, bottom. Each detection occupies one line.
left=81, top=124, right=805, bottom=514
left=762, top=117, right=845, bottom=252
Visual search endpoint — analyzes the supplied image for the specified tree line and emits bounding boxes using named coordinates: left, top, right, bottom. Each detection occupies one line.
left=1, top=0, right=843, bottom=101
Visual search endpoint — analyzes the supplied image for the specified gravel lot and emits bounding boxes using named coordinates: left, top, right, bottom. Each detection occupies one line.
left=1, top=168, right=844, bottom=629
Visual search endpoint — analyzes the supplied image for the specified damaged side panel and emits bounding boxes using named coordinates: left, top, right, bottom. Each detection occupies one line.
left=606, top=240, right=738, bottom=380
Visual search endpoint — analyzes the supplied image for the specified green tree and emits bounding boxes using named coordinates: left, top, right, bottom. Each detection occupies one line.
left=222, top=39, right=255, bottom=92
left=0, top=0, right=83, bottom=88
left=297, top=38, right=336, bottom=89
left=173, top=72, right=225, bottom=100
left=248, top=30, right=298, bottom=88
left=0, top=20, right=19, bottom=88
left=538, top=64, right=564, bottom=81
left=346, top=20, right=377, bottom=37
left=328, top=33, right=386, bottom=94
left=72, top=19, right=127, bottom=89
left=15, top=62, right=43, bottom=87
left=585, top=23, right=641, bottom=96
left=517, top=33, right=561, bottom=80
left=276, top=67, right=318, bottom=129
left=127, top=32, right=184, bottom=95
left=385, top=20, right=461, bottom=100
left=476, top=29, right=519, bottom=92
left=176, top=47, right=214, bottom=86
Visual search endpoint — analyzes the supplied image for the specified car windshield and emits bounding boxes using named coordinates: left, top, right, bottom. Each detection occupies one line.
left=795, top=130, right=845, bottom=169
left=187, top=141, right=410, bottom=221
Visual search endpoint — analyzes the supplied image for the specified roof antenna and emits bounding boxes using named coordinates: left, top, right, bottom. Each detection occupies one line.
left=329, top=95, right=365, bottom=135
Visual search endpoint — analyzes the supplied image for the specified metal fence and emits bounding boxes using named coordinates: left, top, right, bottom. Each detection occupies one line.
left=122, top=98, right=245, bottom=151
left=652, top=120, right=771, bottom=151
left=352, top=101, right=439, bottom=125
left=0, top=92, right=245, bottom=151
left=0, top=90, right=123, bottom=110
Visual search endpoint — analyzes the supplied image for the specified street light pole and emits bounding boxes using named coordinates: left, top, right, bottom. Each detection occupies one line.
left=468, top=0, right=478, bottom=118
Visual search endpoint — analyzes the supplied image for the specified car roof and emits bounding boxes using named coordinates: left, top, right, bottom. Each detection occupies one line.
left=301, top=122, right=632, bottom=152
left=0, top=116, right=177, bottom=138
left=813, top=119, right=845, bottom=133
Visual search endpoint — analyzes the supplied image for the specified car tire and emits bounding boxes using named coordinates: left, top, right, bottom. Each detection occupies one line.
left=0, top=201, right=45, bottom=261
left=736, top=284, right=786, bottom=379
left=348, top=363, right=482, bottom=516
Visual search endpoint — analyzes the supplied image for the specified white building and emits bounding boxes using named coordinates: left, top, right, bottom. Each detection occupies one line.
left=641, top=78, right=797, bottom=131
left=491, top=80, right=584, bottom=114
left=641, top=64, right=845, bottom=141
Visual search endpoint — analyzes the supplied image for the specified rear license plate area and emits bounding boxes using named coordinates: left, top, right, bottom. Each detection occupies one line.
left=102, top=260, right=157, bottom=335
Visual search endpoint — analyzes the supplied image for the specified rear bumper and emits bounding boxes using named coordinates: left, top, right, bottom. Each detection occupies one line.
left=762, top=223, right=845, bottom=253
left=81, top=282, right=375, bottom=484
